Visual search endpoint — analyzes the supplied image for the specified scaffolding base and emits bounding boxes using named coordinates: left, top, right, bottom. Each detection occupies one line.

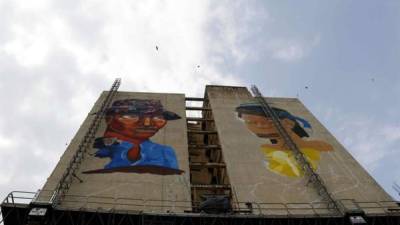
left=2, top=203, right=400, bottom=225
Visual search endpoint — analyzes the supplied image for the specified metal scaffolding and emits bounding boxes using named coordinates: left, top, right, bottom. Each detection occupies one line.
left=250, top=85, right=342, bottom=216
left=49, top=78, right=121, bottom=206
left=2, top=191, right=400, bottom=225
left=185, top=97, right=234, bottom=213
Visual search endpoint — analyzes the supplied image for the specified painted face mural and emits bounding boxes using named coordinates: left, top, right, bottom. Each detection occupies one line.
left=236, top=102, right=333, bottom=178
left=83, top=99, right=184, bottom=175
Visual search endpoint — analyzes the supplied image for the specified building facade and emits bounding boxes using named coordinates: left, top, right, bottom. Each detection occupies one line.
left=1, top=81, right=399, bottom=225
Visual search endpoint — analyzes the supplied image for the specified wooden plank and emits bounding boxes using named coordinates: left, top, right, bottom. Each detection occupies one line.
left=186, top=118, right=214, bottom=122
left=191, top=184, right=231, bottom=190
left=190, top=162, right=226, bottom=168
left=188, top=145, right=221, bottom=149
left=187, top=130, right=217, bottom=134
left=185, top=107, right=211, bottom=111
left=185, top=97, right=205, bottom=101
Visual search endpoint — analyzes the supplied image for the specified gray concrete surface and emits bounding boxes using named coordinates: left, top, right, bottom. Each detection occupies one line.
left=36, top=91, right=191, bottom=213
left=206, top=85, right=394, bottom=215
left=35, top=85, right=396, bottom=216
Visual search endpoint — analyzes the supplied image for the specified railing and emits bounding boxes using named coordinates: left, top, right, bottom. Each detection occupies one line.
left=50, top=78, right=121, bottom=206
left=2, top=191, right=400, bottom=217
left=2, top=191, right=37, bottom=205
left=1, top=191, right=37, bottom=224
left=251, top=85, right=342, bottom=215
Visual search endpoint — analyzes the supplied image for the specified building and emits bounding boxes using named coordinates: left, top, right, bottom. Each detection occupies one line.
left=2, top=79, right=400, bottom=225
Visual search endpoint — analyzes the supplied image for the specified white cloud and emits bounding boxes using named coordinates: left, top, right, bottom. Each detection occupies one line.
left=0, top=0, right=266, bottom=200
left=1, top=0, right=251, bottom=95
left=313, top=105, right=400, bottom=199
left=267, top=35, right=320, bottom=62
left=206, top=1, right=270, bottom=64
left=317, top=107, right=400, bottom=172
left=380, top=124, right=400, bottom=143
left=0, top=134, right=15, bottom=149
left=272, top=43, right=305, bottom=62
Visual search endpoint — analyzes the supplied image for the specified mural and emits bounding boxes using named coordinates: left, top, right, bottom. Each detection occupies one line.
left=236, top=101, right=333, bottom=178
left=83, top=99, right=184, bottom=175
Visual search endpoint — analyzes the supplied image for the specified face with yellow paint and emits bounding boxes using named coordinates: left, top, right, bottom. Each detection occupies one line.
left=240, top=112, right=319, bottom=177
left=236, top=103, right=333, bottom=178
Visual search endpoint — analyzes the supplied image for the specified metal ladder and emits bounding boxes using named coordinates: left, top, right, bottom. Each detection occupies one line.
left=50, top=78, right=121, bottom=206
left=250, top=85, right=343, bottom=215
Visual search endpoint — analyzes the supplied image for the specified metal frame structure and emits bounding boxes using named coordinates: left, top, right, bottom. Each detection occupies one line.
left=250, top=85, right=342, bottom=215
left=185, top=96, right=234, bottom=213
left=48, top=78, right=121, bottom=206
left=2, top=191, right=400, bottom=225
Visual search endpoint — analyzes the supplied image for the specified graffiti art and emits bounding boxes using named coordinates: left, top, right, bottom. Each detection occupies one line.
left=236, top=101, right=333, bottom=177
left=83, top=99, right=184, bottom=175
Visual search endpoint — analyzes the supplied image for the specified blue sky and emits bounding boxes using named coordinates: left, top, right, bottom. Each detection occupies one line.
left=0, top=0, right=399, bottom=202
left=237, top=1, right=400, bottom=199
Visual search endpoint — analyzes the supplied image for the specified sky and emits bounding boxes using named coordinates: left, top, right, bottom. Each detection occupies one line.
left=0, top=0, right=399, bottom=204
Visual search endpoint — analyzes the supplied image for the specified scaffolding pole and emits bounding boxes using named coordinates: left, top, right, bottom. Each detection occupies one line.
left=49, top=78, right=121, bottom=206
left=250, top=85, right=343, bottom=216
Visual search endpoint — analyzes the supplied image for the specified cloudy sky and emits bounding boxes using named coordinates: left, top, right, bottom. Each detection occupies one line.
left=0, top=0, right=399, bottom=203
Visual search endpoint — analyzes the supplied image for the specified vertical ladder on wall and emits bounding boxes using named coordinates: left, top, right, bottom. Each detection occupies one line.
left=250, top=85, right=343, bottom=215
left=50, top=78, right=121, bottom=206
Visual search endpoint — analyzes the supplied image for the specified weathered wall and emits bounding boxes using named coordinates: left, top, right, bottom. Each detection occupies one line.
left=37, top=91, right=191, bottom=213
left=206, top=85, right=393, bottom=215
left=35, top=85, right=394, bottom=216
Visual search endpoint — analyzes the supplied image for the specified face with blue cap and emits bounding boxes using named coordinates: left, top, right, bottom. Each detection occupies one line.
left=242, top=114, right=293, bottom=139
left=236, top=102, right=310, bottom=140
left=236, top=101, right=333, bottom=178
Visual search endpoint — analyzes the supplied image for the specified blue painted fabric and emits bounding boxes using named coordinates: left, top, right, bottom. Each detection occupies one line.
left=94, top=140, right=179, bottom=170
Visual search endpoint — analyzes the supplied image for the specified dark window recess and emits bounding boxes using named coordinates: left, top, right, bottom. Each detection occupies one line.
left=211, top=176, right=218, bottom=185
left=206, top=149, right=212, bottom=158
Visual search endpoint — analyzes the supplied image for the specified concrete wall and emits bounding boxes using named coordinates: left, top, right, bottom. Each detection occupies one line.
left=37, top=91, right=191, bottom=213
left=35, top=85, right=394, bottom=216
left=206, top=85, right=393, bottom=215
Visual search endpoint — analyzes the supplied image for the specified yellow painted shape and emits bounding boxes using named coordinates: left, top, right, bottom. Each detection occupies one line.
left=261, top=147, right=321, bottom=177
